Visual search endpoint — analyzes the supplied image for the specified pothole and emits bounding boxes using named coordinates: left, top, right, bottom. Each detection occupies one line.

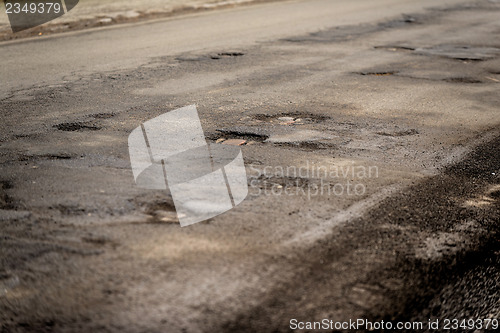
left=214, top=122, right=341, bottom=149
left=17, top=153, right=76, bottom=162
left=54, top=122, right=101, bottom=132
left=0, top=180, right=15, bottom=210
left=42, top=154, right=73, bottom=160
left=252, top=113, right=329, bottom=124
left=145, top=202, right=176, bottom=215
left=87, top=113, right=115, bottom=119
left=131, top=194, right=176, bottom=216
left=443, top=77, right=482, bottom=84
left=374, top=45, right=415, bottom=51
left=136, top=196, right=178, bottom=224
left=177, top=52, right=244, bottom=61
left=0, top=180, right=14, bottom=190
left=489, top=190, right=500, bottom=199
left=210, top=52, right=245, bottom=59
left=216, top=52, right=244, bottom=57
left=376, top=129, right=419, bottom=137
left=358, top=71, right=398, bottom=76
left=487, top=185, right=500, bottom=199
left=215, top=127, right=269, bottom=142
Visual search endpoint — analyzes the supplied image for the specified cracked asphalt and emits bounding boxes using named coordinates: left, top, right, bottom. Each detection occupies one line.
left=0, top=0, right=499, bottom=332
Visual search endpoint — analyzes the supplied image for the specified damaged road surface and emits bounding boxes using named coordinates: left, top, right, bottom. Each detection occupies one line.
left=1, top=0, right=500, bottom=331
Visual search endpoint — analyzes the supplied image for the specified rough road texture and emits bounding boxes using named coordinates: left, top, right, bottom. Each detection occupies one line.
left=1, top=0, right=499, bottom=332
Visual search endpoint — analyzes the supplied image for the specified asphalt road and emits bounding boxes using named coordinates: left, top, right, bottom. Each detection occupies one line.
left=1, top=0, right=499, bottom=332
left=0, top=0, right=476, bottom=97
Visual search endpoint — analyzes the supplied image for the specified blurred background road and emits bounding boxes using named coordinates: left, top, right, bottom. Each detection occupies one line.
left=0, top=0, right=268, bottom=38
left=1, top=0, right=499, bottom=332
left=1, top=0, right=471, bottom=96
